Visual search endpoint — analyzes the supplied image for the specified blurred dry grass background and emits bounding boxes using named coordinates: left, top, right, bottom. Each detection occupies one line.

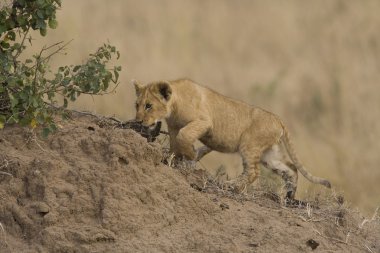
left=28, top=0, right=380, bottom=214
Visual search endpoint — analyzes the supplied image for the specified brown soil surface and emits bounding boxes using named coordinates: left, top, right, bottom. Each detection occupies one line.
left=0, top=115, right=379, bottom=253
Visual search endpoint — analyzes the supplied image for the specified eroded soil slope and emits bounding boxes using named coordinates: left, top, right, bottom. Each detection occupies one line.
left=0, top=115, right=378, bottom=253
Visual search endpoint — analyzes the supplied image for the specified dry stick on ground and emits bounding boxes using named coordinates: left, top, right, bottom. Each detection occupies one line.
left=0, top=159, right=12, bottom=177
left=18, top=129, right=51, bottom=155
left=359, top=207, right=379, bottom=229
left=358, top=206, right=379, bottom=253
left=0, top=171, right=12, bottom=177
left=28, top=130, right=52, bottom=154
left=46, top=104, right=170, bottom=135
left=364, top=244, right=375, bottom=253
left=0, top=222, right=7, bottom=245
left=313, top=228, right=370, bottom=252
left=313, top=228, right=351, bottom=244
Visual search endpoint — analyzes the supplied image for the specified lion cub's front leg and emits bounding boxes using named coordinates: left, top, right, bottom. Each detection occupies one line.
left=174, top=120, right=211, bottom=160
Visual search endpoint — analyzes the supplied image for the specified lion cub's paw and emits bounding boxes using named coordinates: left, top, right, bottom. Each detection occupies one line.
left=177, top=146, right=196, bottom=161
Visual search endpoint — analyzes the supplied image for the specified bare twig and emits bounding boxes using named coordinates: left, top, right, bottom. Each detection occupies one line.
left=30, top=41, right=71, bottom=93
left=0, top=222, right=6, bottom=244
left=359, top=207, right=379, bottom=229
left=166, top=153, right=175, bottom=167
left=0, top=158, right=12, bottom=177
left=313, top=228, right=364, bottom=251
left=13, top=26, right=30, bottom=59
left=24, top=129, right=52, bottom=154
left=313, top=228, right=348, bottom=244
left=31, top=135, right=48, bottom=153
left=345, top=231, right=350, bottom=244
left=43, top=41, right=67, bottom=52
left=364, top=244, right=375, bottom=253
left=297, top=216, right=325, bottom=223
left=31, top=40, right=72, bottom=69
left=0, top=171, right=13, bottom=177
left=306, top=203, right=313, bottom=219
left=45, top=103, right=170, bottom=136
left=0, top=159, right=8, bottom=170
left=66, top=84, right=120, bottom=96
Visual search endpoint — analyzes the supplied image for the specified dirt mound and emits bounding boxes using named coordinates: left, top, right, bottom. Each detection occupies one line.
left=0, top=115, right=379, bottom=253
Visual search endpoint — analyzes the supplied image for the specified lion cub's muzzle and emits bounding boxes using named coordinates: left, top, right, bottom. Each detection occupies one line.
left=138, top=120, right=159, bottom=130
left=146, top=122, right=159, bottom=131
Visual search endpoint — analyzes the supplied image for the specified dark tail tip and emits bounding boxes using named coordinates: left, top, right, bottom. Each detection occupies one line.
left=322, top=180, right=332, bottom=188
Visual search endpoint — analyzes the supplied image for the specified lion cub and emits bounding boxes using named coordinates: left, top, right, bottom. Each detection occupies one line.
left=133, top=79, right=331, bottom=198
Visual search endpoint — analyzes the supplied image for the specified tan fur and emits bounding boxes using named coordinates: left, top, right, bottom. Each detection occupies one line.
left=133, top=79, right=331, bottom=197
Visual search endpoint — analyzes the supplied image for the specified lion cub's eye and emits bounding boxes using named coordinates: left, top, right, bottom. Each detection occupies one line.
left=145, top=103, right=152, bottom=110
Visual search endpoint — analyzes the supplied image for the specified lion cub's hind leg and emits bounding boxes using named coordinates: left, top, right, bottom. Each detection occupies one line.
left=231, top=146, right=265, bottom=193
left=261, top=144, right=298, bottom=200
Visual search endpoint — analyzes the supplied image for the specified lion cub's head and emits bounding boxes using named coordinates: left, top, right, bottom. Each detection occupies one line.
left=133, top=80, right=172, bottom=128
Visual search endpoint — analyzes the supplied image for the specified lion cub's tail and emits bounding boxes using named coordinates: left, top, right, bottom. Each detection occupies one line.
left=281, top=127, right=331, bottom=188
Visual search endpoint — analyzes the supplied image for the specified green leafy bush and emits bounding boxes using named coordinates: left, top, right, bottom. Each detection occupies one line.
left=0, top=0, right=121, bottom=136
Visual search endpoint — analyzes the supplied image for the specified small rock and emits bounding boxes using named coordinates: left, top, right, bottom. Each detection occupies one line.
left=219, top=203, right=229, bottom=210
left=190, top=183, right=203, bottom=192
left=118, top=157, right=129, bottom=165
left=43, top=212, right=58, bottom=225
left=248, top=242, right=259, bottom=247
left=31, top=202, right=50, bottom=215
left=306, top=239, right=319, bottom=250
left=288, top=221, right=302, bottom=227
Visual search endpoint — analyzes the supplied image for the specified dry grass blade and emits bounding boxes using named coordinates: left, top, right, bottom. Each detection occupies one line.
left=0, top=159, right=12, bottom=177
left=0, top=171, right=13, bottom=177
left=0, top=159, right=8, bottom=170
left=167, top=153, right=176, bottom=168
left=313, top=228, right=348, bottom=244
left=306, top=203, right=313, bottom=219
left=313, top=228, right=367, bottom=252
left=359, top=207, right=379, bottom=229
left=0, top=222, right=7, bottom=244
left=364, top=244, right=375, bottom=253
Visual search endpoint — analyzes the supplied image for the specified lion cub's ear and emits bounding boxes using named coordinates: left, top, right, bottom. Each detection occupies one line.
left=156, top=81, right=172, bottom=101
left=132, top=79, right=143, bottom=96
